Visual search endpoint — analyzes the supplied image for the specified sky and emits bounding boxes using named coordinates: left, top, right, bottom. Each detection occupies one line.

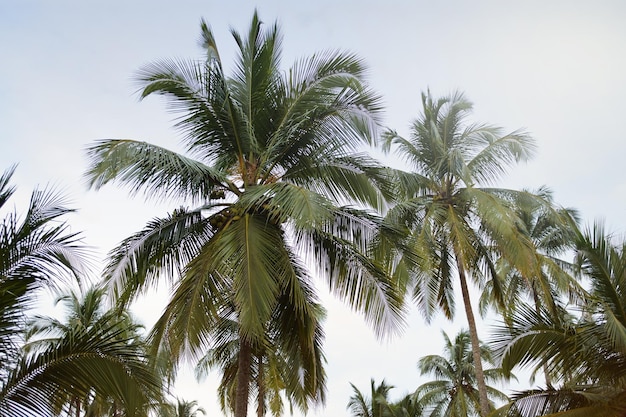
left=1, top=1, right=626, bottom=416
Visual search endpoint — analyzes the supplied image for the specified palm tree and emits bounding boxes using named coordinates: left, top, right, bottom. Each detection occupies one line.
left=381, top=91, right=536, bottom=417
left=193, top=291, right=326, bottom=417
left=160, top=398, right=206, bottom=417
left=414, top=330, right=509, bottom=417
left=24, top=285, right=165, bottom=417
left=85, top=11, right=401, bottom=417
left=0, top=166, right=164, bottom=417
left=480, top=186, right=581, bottom=320
left=387, top=394, right=423, bottom=417
left=348, top=379, right=395, bottom=417
left=492, top=222, right=626, bottom=417
left=479, top=186, right=581, bottom=386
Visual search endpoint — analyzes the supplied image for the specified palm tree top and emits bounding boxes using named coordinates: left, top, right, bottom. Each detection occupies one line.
left=383, top=90, right=536, bottom=191
left=87, top=9, right=387, bottom=210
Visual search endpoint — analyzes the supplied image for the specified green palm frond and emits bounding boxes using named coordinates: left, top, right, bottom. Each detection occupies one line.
left=0, top=306, right=163, bottom=417
left=0, top=167, right=89, bottom=395
left=465, top=128, right=535, bottom=186
left=104, top=206, right=212, bottom=306
left=280, top=153, right=392, bottom=210
left=85, top=139, right=231, bottom=202
left=0, top=166, right=17, bottom=209
left=415, top=330, right=510, bottom=417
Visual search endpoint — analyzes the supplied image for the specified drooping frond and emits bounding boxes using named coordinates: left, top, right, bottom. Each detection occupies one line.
left=103, top=206, right=212, bottom=307
left=0, top=309, right=163, bottom=417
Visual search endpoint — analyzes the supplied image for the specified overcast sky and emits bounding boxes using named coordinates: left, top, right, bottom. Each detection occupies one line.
left=2, top=1, right=626, bottom=416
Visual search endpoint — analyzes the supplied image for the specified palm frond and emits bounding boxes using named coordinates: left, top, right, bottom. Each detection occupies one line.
left=104, top=206, right=212, bottom=307
left=85, top=139, right=231, bottom=202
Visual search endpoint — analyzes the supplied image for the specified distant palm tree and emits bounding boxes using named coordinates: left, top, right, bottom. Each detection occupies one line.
left=480, top=186, right=581, bottom=320
left=479, top=186, right=581, bottom=386
left=173, top=398, right=206, bottom=417
left=0, top=166, right=163, bottom=417
left=381, top=91, right=536, bottom=417
left=348, top=379, right=395, bottom=417
left=387, top=394, right=423, bottom=417
left=85, top=11, right=399, bottom=417
left=24, top=285, right=164, bottom=417
left=415, top=330, right=509, bottom=417
left=193, top=293, right=326, bottom=417
left=492, top=222, right=626, bottom=416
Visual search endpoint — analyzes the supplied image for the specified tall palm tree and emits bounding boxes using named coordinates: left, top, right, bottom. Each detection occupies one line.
left=492, top=222, right=626, bottom=417
left=414, top=330, right=509, bottom=417
left=85, top=11, right=401, bottom=417
left=381, top=91, right=537, bottom=417
left=348, top=379, right=395, bottom=417
left=24, top=285, right=165, bottom=417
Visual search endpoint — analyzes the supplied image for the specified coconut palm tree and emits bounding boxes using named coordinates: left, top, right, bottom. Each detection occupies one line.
left=381, top=91, right=537, bottom=417
left=24, top=285, right=165, bottom=417
left=193, top=289, right=326, bottom=417
left=0, top=166, right=164, bottom=417
left=479, top=186, right=581, bottom=386
left=160, top=398, right=206, bottom=417
left=85, top=11, right=401, bottom=417
left=414, top=330, right=509, bottom=417
left=480, top=186, right=581, bottom=320
left=348, top=379, right=395, bottom=417
left=492, top=222, right=626, bottom=417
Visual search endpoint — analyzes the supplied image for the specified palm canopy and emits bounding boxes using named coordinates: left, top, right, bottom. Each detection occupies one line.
left=414, top=330, right=509, bottom=417
left=381, top=90, right=537, bottom=320
left=192, top=284, right=327, bottom=417
left=348, top=379, right=395, bottom=417
left=85, top=10, right=400, bottom=338
left=491, top=222, right=626, bottom=417
left=380, top=91, right=536, bottom=417
left=479, top=186, right=582, bottom=322
left=85, top=11, right=401, bottom=417
left=0, top=167, right=162, bottom=417
left=16, top=285, right=165, bottom=417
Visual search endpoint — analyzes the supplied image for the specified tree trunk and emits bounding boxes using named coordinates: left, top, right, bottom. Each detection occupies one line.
left=235, top=336, right=252, bottom=417
left=455, top=253, right=490, bottom=417
left=256, top=352, right=266, bottom=417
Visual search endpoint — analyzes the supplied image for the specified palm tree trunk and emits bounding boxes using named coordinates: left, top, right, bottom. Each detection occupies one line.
left=256, top=352, right=266, bottom=417
left=455, top=253, right=490, bottom=417
left=235, top=336, right=252, bottom=417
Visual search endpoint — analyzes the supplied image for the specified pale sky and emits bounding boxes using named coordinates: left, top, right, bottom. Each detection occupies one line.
left=1, top=1, right=626, bottom=416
